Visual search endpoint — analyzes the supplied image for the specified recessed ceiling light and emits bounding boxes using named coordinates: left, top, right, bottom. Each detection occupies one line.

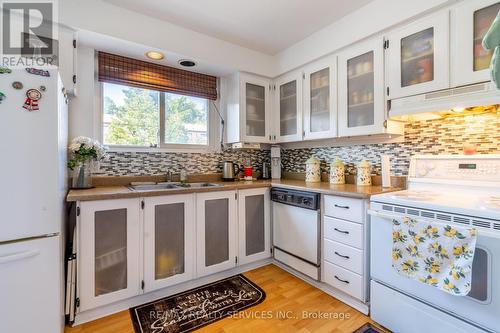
left=178, top=59, right=196, bottom=67
left=145, top=51, right=165, bottom=60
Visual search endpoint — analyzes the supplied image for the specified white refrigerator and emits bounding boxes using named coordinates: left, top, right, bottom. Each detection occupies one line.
left=0, top=67, right=68, bottom=333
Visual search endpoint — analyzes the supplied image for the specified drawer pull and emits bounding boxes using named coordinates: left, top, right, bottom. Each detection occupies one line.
left=334, top=275, right=350, bottom=284
left=334, top=228, right=349, bottom=234
left=334, top=251, right=350, bottom=259
left=334, top=204, right=350, bottom=209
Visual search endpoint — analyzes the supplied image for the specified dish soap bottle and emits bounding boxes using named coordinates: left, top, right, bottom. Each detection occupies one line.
left=180, top=169, right=188, bottom=184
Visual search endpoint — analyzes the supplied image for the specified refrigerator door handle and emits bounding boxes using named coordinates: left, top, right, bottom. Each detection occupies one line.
left=0, top=249, right=40, bottom=264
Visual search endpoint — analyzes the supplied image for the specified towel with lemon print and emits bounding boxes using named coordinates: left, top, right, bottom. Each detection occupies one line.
left=392, top=216, right=477, bottom=296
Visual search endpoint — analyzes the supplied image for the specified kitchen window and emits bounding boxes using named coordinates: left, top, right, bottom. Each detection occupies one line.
left=97, top=52, right=218, bottom=152
left=101, top=82, right=213, bottom=151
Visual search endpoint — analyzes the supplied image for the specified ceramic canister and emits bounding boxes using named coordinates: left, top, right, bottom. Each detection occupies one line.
left=329, top=158, right=345, bottom=184
left=356, top=160, right=372, bottom=186
left=305, top=156, right=321, bottom=182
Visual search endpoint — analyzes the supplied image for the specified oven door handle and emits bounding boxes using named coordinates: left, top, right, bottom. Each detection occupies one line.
left=368, top=209, right=500, bottom=239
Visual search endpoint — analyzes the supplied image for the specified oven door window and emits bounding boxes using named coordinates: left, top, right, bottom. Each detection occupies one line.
left=467, top=247, right=489, bottom=303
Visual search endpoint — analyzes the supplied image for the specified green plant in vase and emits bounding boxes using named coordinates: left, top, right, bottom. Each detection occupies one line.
left=67, top=136, right=107, bottom=188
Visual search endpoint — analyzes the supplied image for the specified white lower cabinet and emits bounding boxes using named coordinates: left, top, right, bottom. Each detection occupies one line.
left=237, top=188, right=271, bottom=265
left=143, top=194, right=195, bottom=292
left=323, top=261, right=364, bottom=300
left=324, top=239, right=363, bottom=275
left=322, top=195, right=368, bottom=302
left=78, top=198, right=142, bottom=311
left=76, top=188, right=272, bottom=314
left=196, top=191, right=238, bottom=277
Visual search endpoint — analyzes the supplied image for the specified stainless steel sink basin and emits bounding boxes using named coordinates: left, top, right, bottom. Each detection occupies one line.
left=175, top=182, right=222, bottom=188
left=128, top=183, right=181, bottom=191
left=128, top=182, right=222, bottom=191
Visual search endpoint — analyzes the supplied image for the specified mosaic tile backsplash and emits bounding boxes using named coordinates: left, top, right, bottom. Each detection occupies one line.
left=97, top=112, right=499, bottom=177
left=282, top=112, right=500, bottom=176
left=96, top=149, right=271, bottom=176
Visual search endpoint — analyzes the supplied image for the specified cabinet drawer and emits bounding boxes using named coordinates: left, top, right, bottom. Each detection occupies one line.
left=323, top=261, right=363, bottom=300
left=324, top=195, right=364, bottom=222
left=324, top=239, right=363, bottom=275
left=324, top=216, right=363, bottom=249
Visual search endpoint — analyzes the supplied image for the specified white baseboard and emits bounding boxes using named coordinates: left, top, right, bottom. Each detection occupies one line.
left=73, top=258, right=369, bottom=326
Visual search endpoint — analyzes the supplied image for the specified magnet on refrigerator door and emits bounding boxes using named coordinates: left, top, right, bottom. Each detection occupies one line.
left=25, top=68, right=50, bottom=77
left=22, top=89, right=42, bottom=112
left=0, top=66, right=12, bottom=74
left=12, top=81, right=23, bottom=90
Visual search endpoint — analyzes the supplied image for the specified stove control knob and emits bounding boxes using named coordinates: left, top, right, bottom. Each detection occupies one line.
left=301, top=198, right=311, bottom=206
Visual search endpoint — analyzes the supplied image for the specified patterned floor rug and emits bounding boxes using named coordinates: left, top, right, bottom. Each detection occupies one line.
left=130, top=274, right=266, bottom=333
left=352, top=323, right=388, bottom=333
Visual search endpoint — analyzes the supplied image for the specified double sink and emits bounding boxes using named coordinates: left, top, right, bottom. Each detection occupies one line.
left=128, top=182, right=223, bottom=192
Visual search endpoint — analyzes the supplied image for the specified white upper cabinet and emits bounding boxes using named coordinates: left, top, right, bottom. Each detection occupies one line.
left=225, top=73, right=271, bottom=144
left=274, top=71, right=303, bottom=142
left=386, top=11, right=450, bottom=99
left=240, top=75, right=272, bottom=142
left=58, top=26, right=77, bottom=96
left=303, top=56, right=338, bottom=140
left=338, top=37, right=387, bottom=137
left=452, top=0, right=500, bottom=87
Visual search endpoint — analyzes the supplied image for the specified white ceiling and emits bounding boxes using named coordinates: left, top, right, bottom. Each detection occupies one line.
left=77, top=30, right=234, bottom=76
left=101, top=0, right=374, bottom=55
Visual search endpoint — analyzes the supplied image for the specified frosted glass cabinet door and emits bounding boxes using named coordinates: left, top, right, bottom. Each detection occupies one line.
left=387, top=11, right=449, bottom=99
left=143, top=194, right=195, bottom=292
left=275, top=71, right=303, bottom=142
left=303, top=56, right=337, bottom=140
left=347, top=51, right=375, bottom=128
left=196, top=191, right=237, bottom=277
left=240, top=74, right=271, bottom=143
left=452, top=0, right=500, bottom=86
left=79, top=198, right=141, bottom=311
left=238, top=188, right=271, bottom=265
left=338, top=37, right=386, bottom=137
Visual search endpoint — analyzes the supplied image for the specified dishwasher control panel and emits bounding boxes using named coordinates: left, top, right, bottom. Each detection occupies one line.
left=271, top=187, right=320, bottom=210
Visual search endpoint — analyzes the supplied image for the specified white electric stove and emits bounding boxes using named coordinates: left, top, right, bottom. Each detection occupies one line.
left=369, top=155, right=500, bottom=333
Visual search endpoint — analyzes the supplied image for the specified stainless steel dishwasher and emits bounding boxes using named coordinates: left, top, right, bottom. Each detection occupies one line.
left=271, top=188, right=320, bottom=280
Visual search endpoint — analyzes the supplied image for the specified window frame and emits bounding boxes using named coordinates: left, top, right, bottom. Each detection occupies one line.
left=96, top=81, right=220, bottom=153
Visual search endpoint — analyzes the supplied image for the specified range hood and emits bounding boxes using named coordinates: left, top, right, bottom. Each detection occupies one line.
left=389, top=82, right=500, bottom=121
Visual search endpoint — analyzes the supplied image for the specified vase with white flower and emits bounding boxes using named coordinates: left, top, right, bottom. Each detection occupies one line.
left=67, top=136, right=107, bottom=189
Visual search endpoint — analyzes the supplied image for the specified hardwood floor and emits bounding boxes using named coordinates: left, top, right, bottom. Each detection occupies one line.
left=65, top=264, right=377, bottom=333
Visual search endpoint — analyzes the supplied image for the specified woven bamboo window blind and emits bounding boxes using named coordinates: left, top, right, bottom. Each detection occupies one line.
left=98, top=51, right=218, bottom=100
